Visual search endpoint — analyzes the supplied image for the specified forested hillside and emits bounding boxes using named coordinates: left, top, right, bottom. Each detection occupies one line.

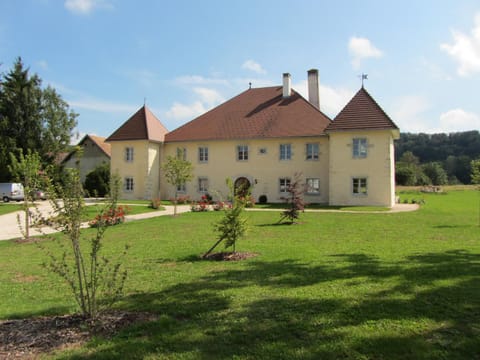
left=394, top=131, right=480, bottom=185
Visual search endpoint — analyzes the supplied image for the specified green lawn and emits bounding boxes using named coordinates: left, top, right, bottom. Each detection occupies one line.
left=0, top=190, right=479, bottom=359
left=81, top=203, right=162, bottom=221
left=0, top=203, right=23, bottom=215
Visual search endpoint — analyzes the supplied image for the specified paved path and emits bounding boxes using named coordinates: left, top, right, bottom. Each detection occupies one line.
left=247, top=203, right=419, bottom=214
left=0, top=203, right=417, bottom=242
left=0, top=203, right=191, bottom=242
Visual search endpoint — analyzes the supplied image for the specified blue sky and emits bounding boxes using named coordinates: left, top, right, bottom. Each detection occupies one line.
left=1, top=0, right=480, bottom=141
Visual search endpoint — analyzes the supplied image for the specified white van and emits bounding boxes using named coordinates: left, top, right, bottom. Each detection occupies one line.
left=0, top=183, right=25, bottom=202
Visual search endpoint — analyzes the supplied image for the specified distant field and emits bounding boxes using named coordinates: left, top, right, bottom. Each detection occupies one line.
left=0, top=189, right=478, bottom=359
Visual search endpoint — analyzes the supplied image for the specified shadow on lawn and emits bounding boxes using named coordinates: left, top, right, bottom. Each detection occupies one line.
left=58, top=250, right=480, bottom=360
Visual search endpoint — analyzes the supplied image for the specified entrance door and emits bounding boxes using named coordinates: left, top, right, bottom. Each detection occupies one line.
left=234, top=177, right=251, bottom=198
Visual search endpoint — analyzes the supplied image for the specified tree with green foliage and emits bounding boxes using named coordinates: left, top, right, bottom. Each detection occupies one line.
left=161, top=149, right=193, bottom=216
left=42, top=167, right=128, bottom=320
left=84, top=163, right=110, bottom=197
left=395, top=151, right=425, bottom=186
left=422, top=162, right=448, bottom=186
left=471, top=159, right=480, bottom=227
left=203, top=178, right=248, bottom=258
left=471, top=159, right=480, bottom=185
left=8, top=149, right=42, bottom=240
left=0, top=57, right=77, bottom=181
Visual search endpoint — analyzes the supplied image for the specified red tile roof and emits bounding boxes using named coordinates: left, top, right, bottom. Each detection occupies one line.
left=106, top=106, right=168, bottom=142
left=62, top=134, right=111, bottom=164
left=326, top=87, right=398, bottom=132
left=165, top=86, right=332, bottom=142
left=88, top=135, right=111, bottom=157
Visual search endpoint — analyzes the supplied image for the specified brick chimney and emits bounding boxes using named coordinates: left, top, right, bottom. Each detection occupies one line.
left=282, top=73, right=291, bottom=98
left=308, top=69, right=320, bottom=110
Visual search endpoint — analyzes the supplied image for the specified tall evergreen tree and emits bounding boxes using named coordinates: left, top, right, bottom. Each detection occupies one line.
left=0, top=57, right=77, bottom=181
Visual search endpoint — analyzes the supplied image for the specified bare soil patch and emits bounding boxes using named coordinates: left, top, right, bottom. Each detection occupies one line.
left=202, top=251, right=258, bottom=261
left=0, top=311, right=157, bottom=359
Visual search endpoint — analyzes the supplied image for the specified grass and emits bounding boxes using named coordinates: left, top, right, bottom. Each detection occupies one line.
left=255, top=202, right=389, bottom=211
left=81, top=203, right=162, bottom=221
left=0, top=189, right=479, bottom=359
left=0, top=203, right=23, bottom=215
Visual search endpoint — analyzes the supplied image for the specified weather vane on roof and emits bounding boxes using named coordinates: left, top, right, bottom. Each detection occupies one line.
left=359, top=73, right=368, bottom=88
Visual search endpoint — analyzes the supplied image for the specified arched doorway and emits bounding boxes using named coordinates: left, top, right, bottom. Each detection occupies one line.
left=234, top=177, right=251, bottom=198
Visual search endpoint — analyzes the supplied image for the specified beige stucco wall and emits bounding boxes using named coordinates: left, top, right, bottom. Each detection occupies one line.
left=328, top=130, right=396, bottom=207
left=161, top=137, right=330, bottom=204
left=110, top=140, right=161, bottom=200
left=63, top=138, right=110, bottom=182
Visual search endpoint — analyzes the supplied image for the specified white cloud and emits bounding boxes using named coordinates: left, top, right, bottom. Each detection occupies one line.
left=242, top=60, right=266, bottom=74
left=67, top=98, right=138, bottom=114
left=125, top=69, right=158, bottom=87
left=165, top=101, right=207, bottom=121
left=292, top=80, right=354, bottom=117
left=70, top=130, right=87, bottom=145
left=36, top=60, right=48, bottom=70
left=438, top=109, right=480, bottom=132
left=193, top=87, right=225, bottom=107
left=64, top=0, right=112, bottom=15
left=440, top=13, right=480, bottom=76
left=391, top=96, right=480, bottom=133
left=348, top=36, right=383, bottom=69
left=420, top=57, right=453, bottom=81
left=175, top=75, right=229, bottom=86
left=164, top=87, right=225, bottom=122
left=390, top=95, right=431, bottom=133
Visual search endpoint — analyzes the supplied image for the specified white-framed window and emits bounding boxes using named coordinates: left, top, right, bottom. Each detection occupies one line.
left=198, top=177, right=209, bottom=193
left=306, top=178, right=320, bottom=194
left=306, top=143, right=319, bottom=160
left=177, top=147, right=187, bottom=160
left=125, top=147, right=134, bottom=162
left=279, top=177, right=291, bottom=193
left=237, top=145, right=249, bottom=161
left=353, top=138, right=368, bottom=158
left=177, top=182, right=186, bottom=193
left=279, top=144, right=292, bottom=160
left=124, top=177, right=134, bottom=192
left=198, top=146, right=208, bottom=163
left=352, top=177, right=368, bottom=195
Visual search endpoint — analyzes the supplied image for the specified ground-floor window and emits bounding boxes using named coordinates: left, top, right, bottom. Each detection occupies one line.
left=279, top=177, right=291, bottom=193
left=124, top=177, right=134, bottom=192
left=352, top=177, right=367, bottom=195
left=306, top=178, right=320, bottom=194
left=198, top=177, right=209, bottom=192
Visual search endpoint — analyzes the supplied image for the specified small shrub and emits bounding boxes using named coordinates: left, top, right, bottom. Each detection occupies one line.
left=239, top=195, right=255, bottom=208
left=89, top=205, right=129, bottom=227
left=258, top=195, right=268, bottom=204
left=213, top=201, right=232, bottom=211
left=177, top=195, right=191, bottom=204
left=204, top=193, right=213, bottom=204
left=191, top=196, right=210, bottom=212
left=279, top=173, right=306, bottom=224
left=149, top=198, right=162, bottom=209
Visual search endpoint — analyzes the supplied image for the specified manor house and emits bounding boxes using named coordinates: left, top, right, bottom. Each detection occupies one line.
left=106, top=70, right=399, bottom=207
